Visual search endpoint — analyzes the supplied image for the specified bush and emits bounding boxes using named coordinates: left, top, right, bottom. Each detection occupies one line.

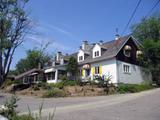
left=63, top=80, right=77, bottom=86
left=37, top=82, right=51, bottom=90
left=42, top=88, right=66, bottom=98
left=117, top=83, right=154, bottom=93
left=0, top=96, right=19, bottom=120
left=15, top=115, right=34, bottom=120
left=49, top=82, right=64, bottom=89
left=32, top=84, right=40, bottom=91
left=49, top=80, right=77, bottom=89
left=1, top=79, right=14, bottom=88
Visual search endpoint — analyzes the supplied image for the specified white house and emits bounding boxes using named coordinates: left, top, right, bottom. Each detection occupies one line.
left=44, top=35, right=152, bottom=84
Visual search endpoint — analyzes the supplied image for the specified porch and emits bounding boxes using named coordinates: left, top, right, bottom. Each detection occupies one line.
left=44, top=65, right=66, bottom=83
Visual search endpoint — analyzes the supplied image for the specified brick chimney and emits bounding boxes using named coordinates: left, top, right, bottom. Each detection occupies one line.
left=56, top=51, right=62, bottom=62
left=82, top=41, right=89, bottom=50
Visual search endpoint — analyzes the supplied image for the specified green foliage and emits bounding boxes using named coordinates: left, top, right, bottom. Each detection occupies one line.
left=0, top=0, right=30, bottom=85
left=59, top=74, right=68, bottom=81
left=49, top=80, right=77, bottom=89
left=0, top=96, right=19, bottom=120
left=43, top=88, right=66, bottom=98
left=117, top=83, right=153, bottom=94
left=32, top=84, right=40, bottom=91
left=66, top=57, right=78, bottom=79
left=1, top=79, right=13, bottom=88
left=0, top=95, right=55, bottom=120
left=131, top=15, right=160, bottom=85
left=15, top=115, right=34, bottom=120
left=16, top=48, right=53, bottom=74
left=63, top=80, right=77, bottom=86
left=131, top=16, right=160, bottom=42
left=37, top=82, right=51, bottom=90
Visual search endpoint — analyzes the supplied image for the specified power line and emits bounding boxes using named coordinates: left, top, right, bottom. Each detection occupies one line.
left=121, top=0, right=142, bottom=36
left=144, top=0, right=160, bottom=19
left=132, top=0, right=160, bottom=33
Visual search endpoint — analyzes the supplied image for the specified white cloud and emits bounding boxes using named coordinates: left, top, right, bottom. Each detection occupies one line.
left=36, top=22, right=77, bottom=39
left=26, top=35, right=73, bottom=52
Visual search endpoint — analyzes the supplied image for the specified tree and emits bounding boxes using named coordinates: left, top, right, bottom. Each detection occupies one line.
left=16, top=46, right=53, bottom=74
left=131, top=15, right=160, bottom=85
left=66, top=57, right=78, bottom=81
left=0, top=0, right=30, bottom=85
left=131, top=16, right=160, bottom=42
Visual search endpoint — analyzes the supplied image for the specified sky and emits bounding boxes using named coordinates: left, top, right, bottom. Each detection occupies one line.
left=11, top=0, right=160, bottom=69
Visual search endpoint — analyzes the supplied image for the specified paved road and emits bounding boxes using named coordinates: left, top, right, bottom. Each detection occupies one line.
left=0, top=88, right=160, bottom=120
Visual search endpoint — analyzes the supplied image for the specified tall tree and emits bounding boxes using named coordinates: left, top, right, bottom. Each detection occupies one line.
left=66, top=57, right=78, bottom=80
left=131, top=16, right=160, bottom=42
left=131, top=15, right=160, bottom=84
left=16, top=46, right=53, bottom=74
left=0, top=0, right=30, bottom=85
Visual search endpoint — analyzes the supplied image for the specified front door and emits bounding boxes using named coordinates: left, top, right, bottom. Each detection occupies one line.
left=86, top=69, right=90, bottom=77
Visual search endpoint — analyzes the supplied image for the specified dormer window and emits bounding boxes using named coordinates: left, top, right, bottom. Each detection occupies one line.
left=79, top=56, right=83, bottom=61
left=94, top=51, right=99, bottom=57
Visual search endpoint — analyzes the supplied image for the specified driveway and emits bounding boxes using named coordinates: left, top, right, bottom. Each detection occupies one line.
left=0, top=88, right=160, bottom=120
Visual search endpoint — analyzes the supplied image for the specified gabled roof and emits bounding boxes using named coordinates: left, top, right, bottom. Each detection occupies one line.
left=60, top=35, right=139, bottom=65
left=64, top=52, right=78, bottom=60
left=15, top=68, right=43, bottom=80
left=78, top=35, right=139, bottom=64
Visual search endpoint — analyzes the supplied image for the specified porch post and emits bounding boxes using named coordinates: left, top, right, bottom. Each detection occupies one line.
left=55, top=69, right=58, bottom=83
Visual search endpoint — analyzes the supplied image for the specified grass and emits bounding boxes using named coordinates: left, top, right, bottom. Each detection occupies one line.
left=117, top=83, right=154, bottom=93
left=42, top=88, right=66, bottom=98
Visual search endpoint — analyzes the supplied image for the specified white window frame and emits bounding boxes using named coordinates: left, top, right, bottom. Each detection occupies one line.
left=94, top=51, right=100, bottom=57
left=79, top=56, right=83, bottom=61
left=123, top=64, right=131, bottom=74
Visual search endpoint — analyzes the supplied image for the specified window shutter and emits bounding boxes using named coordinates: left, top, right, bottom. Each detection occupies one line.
left=100, top=65, right=102, bottom=76
left=82, top=69, right=85, bottom=77
left=91, top=67, right=95, bottom=75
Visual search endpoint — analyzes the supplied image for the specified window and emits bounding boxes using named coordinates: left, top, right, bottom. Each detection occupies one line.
left=94, top=51, right=100, bottom=57
left=46, top=72, right=55, bottom=80
left=95, top=66, right=100, bottom=74
left=123, top=64, right=130, bottom=73
left=123, top=45, right=132, bottom=57
left=124, top=50, right=131, bottom=57
left=79, top=56, right=83, bottom=61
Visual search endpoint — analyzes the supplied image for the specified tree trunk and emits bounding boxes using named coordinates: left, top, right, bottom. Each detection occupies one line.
left=0, top=42, right=3, bottom=86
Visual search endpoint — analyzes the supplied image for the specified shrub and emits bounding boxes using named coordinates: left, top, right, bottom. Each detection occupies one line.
left=49, top=80, right=77, bottom=89
left=32, top=84, right=40, bottom=91
left=63, top=80, right=77, bottom=86
left=117, top=83, right=153, bottom=93
left=1, top=79, right=14, bottom=88
left=0, top=96, right=19, bottom=120
left=37, top=82, right=51, bottom=90
left=15, top=115, right=34, bottom=120
left=49, top=82, right=64, bottom=89
left=42, top=88, right=66, bottom=98
left=59, top=74, right=68, bottom=81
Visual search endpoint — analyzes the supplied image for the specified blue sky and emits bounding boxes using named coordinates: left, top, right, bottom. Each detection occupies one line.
left=11, top=0, right=160, bottom=69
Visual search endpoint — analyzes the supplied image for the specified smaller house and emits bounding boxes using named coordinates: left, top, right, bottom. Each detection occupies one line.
left=43, top=52, right=76, bottom=83
left=14, top=68, right=44, bottom=84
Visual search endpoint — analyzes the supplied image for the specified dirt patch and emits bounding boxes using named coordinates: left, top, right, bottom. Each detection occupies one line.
left=64, top=85, right=106, bottom=97
left=15, top=87, right=47, bottom=97
left=2, top=84, right=116, bottom=97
